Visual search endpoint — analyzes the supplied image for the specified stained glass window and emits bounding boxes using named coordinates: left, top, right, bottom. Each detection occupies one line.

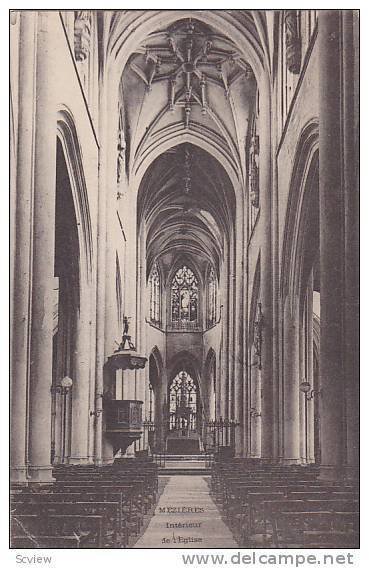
left=169, top=371, right=197, bottom=431
left=171, top=265, right=198, bottom=323
left=208, top=266, right=217, bottom=326
left=149, top=262, right=160, bottom=323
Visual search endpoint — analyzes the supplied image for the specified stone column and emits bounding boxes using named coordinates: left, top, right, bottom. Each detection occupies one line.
left=342, top=10, right=359, bottom=479
left=11, top=11, right=36, bottom=485
left=318, top=11, right=345, bottom=479
left=282, top=297, right=300, bottom=463
left=220, top=240, right=229, bottom=420
left=28, top=12, right=57, bottom=483
left=101, top=80, right=123, bottom=464
left=104, top=113, right=120, bottom=363
left=228, top=230, right=235, bottom=422
left=306, top=275, right=315, bottom=463
left=259, top=76, right=274, bottom=459
left=298, top=307, right=305, bottom=462
left=158, top=368, right=168, bottom=451
left=121, top=185, right=139, bottom=406
left=216, top=346, right=222, bottom=420
left=250, top=350, right=261, bottom=457
left=137, top=220, right=147, bottom=420
left=234, top=200, right=245, bottom=454
left=271, top=85, right=281, bottom=462
left=70, top=276, right=92, bottom=464
left=88, top=269, right=97, bottom=462
left=94, top=63, right=110, bottom=465
left=242, top=202, right=250, bottom=458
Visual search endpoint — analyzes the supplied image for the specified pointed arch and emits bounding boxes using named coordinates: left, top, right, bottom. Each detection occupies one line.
left=168, top=350, right=201, bottom=385
left=280, top=119, right=319, bottom=310
left=150, top=345, right=164, bottom=380
left=56, top=108, right=94, bottom=284
left=204, top=348, right=217, bottom=410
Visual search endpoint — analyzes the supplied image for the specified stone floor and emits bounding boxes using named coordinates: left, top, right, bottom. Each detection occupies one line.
left=134, top=475, right=238, bottom=548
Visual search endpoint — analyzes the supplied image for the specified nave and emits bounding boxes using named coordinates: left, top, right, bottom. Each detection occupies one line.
left=10, top=9, right=359, bottom=550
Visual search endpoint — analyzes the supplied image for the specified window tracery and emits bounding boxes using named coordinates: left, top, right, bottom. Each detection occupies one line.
left=169, top=370, right=197, bottom=431
left=171, top=265, right=198, bottom=323
left=149, top=262, right=160, bottom=324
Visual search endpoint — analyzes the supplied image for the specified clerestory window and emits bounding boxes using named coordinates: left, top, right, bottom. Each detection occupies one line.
left=171, top=265, right=198, bottom=323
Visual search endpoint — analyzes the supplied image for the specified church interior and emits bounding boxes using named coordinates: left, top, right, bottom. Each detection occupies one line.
left=10, top=10, right=359, bottom=549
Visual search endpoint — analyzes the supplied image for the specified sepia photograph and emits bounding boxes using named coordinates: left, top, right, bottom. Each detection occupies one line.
left=9, top=8, right=359, bottom=553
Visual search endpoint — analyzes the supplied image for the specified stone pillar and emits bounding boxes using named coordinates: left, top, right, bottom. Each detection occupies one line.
left=88, top=275, right=97, bottom=462
left=52, top=305, right=67, bottom=465
left=70, top=277, right=92, bottom=463
left=234, top=202, right=245, bottom=454
left=242, top=218, right=250, bottom=458
left=318, top=11, right=345, bottom=479
left=94, top=66, right=110, bottom=465
left=120, top=185, right=139, bottom=406
left=342, top=10, right=359, bottom=479
left=11, top=11, right=36, bottom=485
left=250, top=350, right=261, bottom=458
left=137, top=220, right=147, bottom=421
left=220, top=241, right=229, bottom=420
left=282, top=298, right=300, bottom=463
left=101, top=80, right=122, bottom=464
left=259, top=77, right=274, bottom=459
left=271, top=91, right=281, bottom=462
left=104, top=129, right=120, bottom=361
left=298, top=306, right=305, bottom=462
left=28, top=12, right=57, bottom=483
left=159, top=368, right=168, bottom=451
left=228, top=230, right=235, bottom=421
left=216, top=345, right=222, bottom=420
left=306, top=276, right=315, bottom=463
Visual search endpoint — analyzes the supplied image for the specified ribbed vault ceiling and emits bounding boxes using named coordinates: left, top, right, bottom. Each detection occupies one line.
left=138, top=143, right=235, bottom=278
left=112, top=11, right=262, bottom=281
left=119, top=15, right=257, bottom=184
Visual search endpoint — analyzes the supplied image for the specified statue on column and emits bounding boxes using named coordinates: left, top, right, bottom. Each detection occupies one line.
left=284, top=10, right=301, bottom=74
left=74, top=10, right=91, bottom=62
left=117, top=126, right=126, bottom=184
left=253, top=302, right=264, bottom=370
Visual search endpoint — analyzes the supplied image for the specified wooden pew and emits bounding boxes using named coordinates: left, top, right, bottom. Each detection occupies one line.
left=262, top=498, right=358, bottom=547
left=11, top=513, right=104, bottom=548
left=12, top=501, right=123, bottom=547
left=211, top=458, right=358, bottom=549
left=11, top=460, right=160, bottom=549
left=12, top=490, right=135, bottom=546
left=272, top=510, right=359, bottom=548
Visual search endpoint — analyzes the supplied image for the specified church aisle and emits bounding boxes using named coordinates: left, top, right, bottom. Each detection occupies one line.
left=134, top=475, right=238, bottom=548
